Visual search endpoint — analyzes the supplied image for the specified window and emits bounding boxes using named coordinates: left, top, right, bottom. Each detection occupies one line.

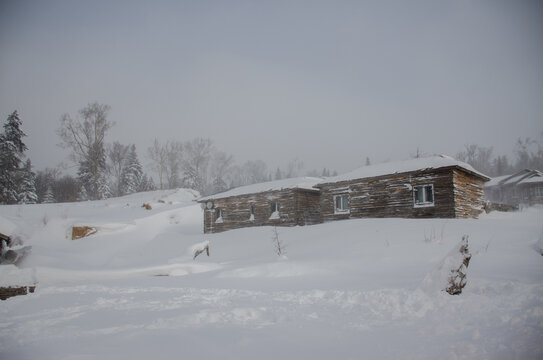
left=334, top=194, right=350, bottom=214
left=413, top=185, right=434, bottom=207
left=270, top=202, right=280, bottom=219
left=536, top=187, right=543, bottom=197
left=215, top=208, right=224, bottom=223
left=249, top=205, right=255, bottom=221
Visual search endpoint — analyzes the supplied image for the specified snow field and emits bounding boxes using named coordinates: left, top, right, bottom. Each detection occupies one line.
left=0, top=189, right=542, bottom=359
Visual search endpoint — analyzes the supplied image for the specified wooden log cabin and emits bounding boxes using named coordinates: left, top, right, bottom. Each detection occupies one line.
left=198, top=177, right=323, bottom=233
left=317, top=155, right=490, bottom=222
left=198, top=156, right=489, bottom=233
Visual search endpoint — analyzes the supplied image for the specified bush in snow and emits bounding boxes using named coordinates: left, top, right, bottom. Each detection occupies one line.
left=446, top=235, right=472, bottom=295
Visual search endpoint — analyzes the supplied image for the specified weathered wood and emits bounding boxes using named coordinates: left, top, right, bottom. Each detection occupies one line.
left=319, top=168, right=458, bottom=221
left=72, top=226, right=97, bottom=240
left=319, top=166, right=484, bottom=222
left=200, top=165, right=487, bottom=233
left=453, top=170, right=486, bottom=218
left=202, top=188, right=320, bottom=233
left=0, top=286, right=36, bottom=301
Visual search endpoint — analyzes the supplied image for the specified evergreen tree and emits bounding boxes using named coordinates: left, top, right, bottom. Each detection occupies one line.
left=0, top=111, right=28, bottom=204
left=77, top=186, right=89, bottom=202
left=77, top=143, right=107, bottom=200
left=18, top=159, right=38, bottom=204
left=97, top=174, right=112, bottom=200
left=121, top=144, right=143, bottom=195
left=138, top=174, right=156, bottom=192
left=42, top=185, right=56, bottom=204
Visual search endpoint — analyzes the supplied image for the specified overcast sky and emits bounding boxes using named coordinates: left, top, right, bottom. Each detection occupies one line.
left=1, top=0, right=542, bottom=175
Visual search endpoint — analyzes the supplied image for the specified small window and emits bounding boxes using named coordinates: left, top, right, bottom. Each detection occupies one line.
left=414, top=185, right=434, bottom=207
left=270, top=202, right=280, bottom=219
left=334, top=194, right=350, bottom=214
left=249, top=205, right=255, bottom=221
left=215, top=208, right=224, bottom=223
left=536, top=187, right=543, bottom=197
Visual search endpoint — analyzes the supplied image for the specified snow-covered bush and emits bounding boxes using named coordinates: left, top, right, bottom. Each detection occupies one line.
left=445, top=235, right=472, bottom=295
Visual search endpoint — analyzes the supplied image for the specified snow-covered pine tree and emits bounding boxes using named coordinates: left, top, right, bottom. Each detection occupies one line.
left=138, top=173, right=156, bottom=192
left=121, top=144, right=143, bottom=195
left=77, top=159, right=93, bottom=200
left=0, top=111, right=28, bottom=204
left=97, top=174, right=112, bottom=200
left=77, top=143, right=107, bottom=200
left=77, top=186, right=89, bottom=202
left=42, top=185, right=56, bottom=204
left=18, top=159, right=38, bottom=204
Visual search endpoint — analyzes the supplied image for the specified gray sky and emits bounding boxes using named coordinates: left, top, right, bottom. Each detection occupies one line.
left=1, top=0, right=542, bottom=175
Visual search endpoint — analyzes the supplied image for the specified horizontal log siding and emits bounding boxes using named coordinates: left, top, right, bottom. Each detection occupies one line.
left=203, top=189, right=320, bottom=233
left=452, top=170, right=486, bottom=218
left=320, top=169, right=457, bottom=222
left=295, top=190, right=322, bottom=225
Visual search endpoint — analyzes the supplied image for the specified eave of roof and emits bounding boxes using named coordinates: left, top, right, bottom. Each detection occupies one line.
left=197, top=177, right=323, bottom=202
left=317, top=155, right=489, bottom=187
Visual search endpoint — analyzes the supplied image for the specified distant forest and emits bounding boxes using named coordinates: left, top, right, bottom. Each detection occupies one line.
left=1, top=103, right=542, bottom=204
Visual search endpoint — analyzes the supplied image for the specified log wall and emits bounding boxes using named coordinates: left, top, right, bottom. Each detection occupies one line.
left=453, top=170, right=489, bottom=218
left=202, top=189, right=321, bottom=233
left=201, top=167, right=487, bottom=233
left=319, top=168, right=459, bottom=222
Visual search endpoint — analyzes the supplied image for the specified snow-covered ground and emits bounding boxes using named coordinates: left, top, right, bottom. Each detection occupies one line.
left=0, top=189, right=542, bottom=359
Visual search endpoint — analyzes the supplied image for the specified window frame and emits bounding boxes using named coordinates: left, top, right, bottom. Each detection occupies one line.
left=215, top=208, right=224, bottom=223
left=413, top=184, right=435, bottom=208
left=249, top=205, right=255, bottom=221
left=333, top=194, right=350, bottom=214
left=269, top=202, right=280, bottom=219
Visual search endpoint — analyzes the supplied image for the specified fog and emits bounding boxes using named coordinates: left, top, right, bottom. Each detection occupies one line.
left=1, top=0, right=542, bottom=175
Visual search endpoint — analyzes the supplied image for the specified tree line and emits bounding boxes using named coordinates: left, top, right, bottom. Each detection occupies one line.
left=1, top=102, right=541, bottom=204
left=0, top=103, right=337, bottom=204
left=455, top=137, right=543, bottom=177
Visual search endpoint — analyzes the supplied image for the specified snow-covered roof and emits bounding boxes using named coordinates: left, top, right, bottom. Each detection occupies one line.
left=503, top=172, right=532, bottom=185
left=198, top=177, right=323, bottom=201
left=319, top=155, right=489, bottom=185
left=519, top=176, right=543, bottom=184
left=485, top=174, right=512, bottom=187
left=485, top=169, right=543, bottom=187
left=519, top=170, right=543, bottom=185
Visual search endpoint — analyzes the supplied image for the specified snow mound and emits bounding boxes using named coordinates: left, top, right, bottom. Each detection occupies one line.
left=0, top=264, right=36, bottom=286
left=0, top=215, right=16, bottom=236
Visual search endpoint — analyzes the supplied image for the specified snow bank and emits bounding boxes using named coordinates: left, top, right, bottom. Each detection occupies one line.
left=0, top=264, right=36, bottom=286
left=0, top=215, right=16, bottom=235
left=0, top=192, right=542, bottom=359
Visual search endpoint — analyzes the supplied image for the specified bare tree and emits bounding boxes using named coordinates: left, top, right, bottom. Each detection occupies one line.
left=107, top=141, right=129, bottom=196
left=147, top=139, right=168, bottom=190
left=456, top=144, right=493, bottom=175
left=183, top=138, right=213, bottom=195
left=209, top=150, right=234, bottom=194
left=57, top=102, right=114, bottom=200
left=240, top=160, right=268, bottom=185
left=285, top=158, right=304, bottom=178
left=166, top=141, right=183, bottom=189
